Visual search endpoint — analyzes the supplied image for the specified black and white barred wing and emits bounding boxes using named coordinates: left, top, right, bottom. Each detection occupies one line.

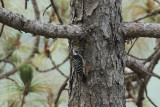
left=73, top=55, right=86, bottom=81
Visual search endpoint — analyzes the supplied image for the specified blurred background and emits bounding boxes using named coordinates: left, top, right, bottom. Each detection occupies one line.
left=0, top=0, right=159, bottom=107
left=123, top=0, right=160, bottom=106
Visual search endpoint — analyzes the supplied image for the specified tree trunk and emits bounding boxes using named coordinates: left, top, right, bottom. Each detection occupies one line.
left=69, top=0, right=126, bottom=107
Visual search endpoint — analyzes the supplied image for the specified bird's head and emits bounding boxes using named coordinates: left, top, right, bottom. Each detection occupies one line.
left=72, top=46, right=80, bottom=55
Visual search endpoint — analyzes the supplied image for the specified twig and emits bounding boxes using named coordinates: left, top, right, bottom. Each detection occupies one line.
left=127, top=38, right=138, bottom=54
left=43, top=4, right=52, bottom=16
left=20, top=93, right=26, bottom=107
left=6, top=77, right=18, bottom=84
left=30, top=0, right=41, bottom=57
left=33, top=55, right=69, bottom=73
left=133, top=9, right=160, bottom=22
left=0, top=55, right=32, bottom=79
left=25, top=0, right=29, bottom=9
left=32, top=0, right=40, bottom=20
left=126, top=55, right=160, bottom=79
left=0, top=0, right=5, bottom=37
left=48, top=9, right=55, bottom=23
left=0, top=48, right=16, bottom=73
left=143, top=46, right=160, bottom=64
left=0, top=24, right=4, bottom=37
left=4, top=49, right=15, bottom=59
left=20, top=83, right=30, bottom=107
left=136, top=45, right=160, bottom=107
left=145, top=88, right=158, bottom=107
left=0, top=63, right=24, bottom=79
left=54, top=77, right=69, bottom=105
left=50, top=0, right=63, bottom=24
left=47, top=5, right=57, bottom=23
left=146, top=72, right=160, bottom=79
left=29, top=35, right=40, bottom=56
left=0, top=59, right=15, bottom=67
left=0, top=63, right=6, bottom=73
left=49, top=55, right=68, bottom=78
left=0, top=0, right=4, bottom=8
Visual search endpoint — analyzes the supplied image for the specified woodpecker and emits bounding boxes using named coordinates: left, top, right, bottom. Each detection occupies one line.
left=72, top=46, right=86, bottom=82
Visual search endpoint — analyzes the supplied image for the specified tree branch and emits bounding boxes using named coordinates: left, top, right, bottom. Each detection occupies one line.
left=0, top=59, right=15, bottom=67
left=54, top=77, right=69, bottom=105
left=43, top=4, right=52, bottom=16
left=49, top=55, right=68, bottom=78
left=127, top=38, right=138, bottom=54
left=126, top=55, right=147, bottom=78
left=126, top=55, right=160, bottom=79
left=136, top=45, right=160, bottom=107
left=32, top=0, right=40, bottom=20
left=2, top=8, right=160, bottom=39
left=2, top=8, right=160, bottom=40
left=30, top=0, right=41, bottom=56
left=132, top=9, right=160, bottom=22
left=122, top=22, right=160, bottom=39
left=0, top=8, right=85, bottom=39
left=145, top=88, right=158, bottom=107
left=0, top=0, right=5, bottom=37
left=0, top=63, right=23, bottom=79
left=0, top=24, right=4, bottom=37
left=0, top=0, right=5, bottom=8
left=25, top=0, right=29, bottom=9
left=32, top=55, right=69, bottom=73
left=50, top=0, right=63, bottom=24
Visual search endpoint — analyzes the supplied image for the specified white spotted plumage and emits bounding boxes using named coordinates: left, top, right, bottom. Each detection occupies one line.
left=72, top=46, right=86, bottom=81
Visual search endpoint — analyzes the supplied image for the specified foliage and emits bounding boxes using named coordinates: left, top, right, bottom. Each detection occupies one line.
left=0, top=0, right=70, bottom=107
left=19, top=64, right=33, bottom=86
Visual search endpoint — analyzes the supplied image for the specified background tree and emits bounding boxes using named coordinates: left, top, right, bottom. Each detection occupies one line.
left=0, top=0, right=160, bottom=107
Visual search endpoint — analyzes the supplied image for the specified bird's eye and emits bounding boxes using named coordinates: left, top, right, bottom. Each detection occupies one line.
left=75, top=50, right=79, bottom=53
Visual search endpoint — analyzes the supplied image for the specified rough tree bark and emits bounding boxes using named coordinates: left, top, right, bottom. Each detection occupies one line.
left=69, top=0, right=126, bottom=107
